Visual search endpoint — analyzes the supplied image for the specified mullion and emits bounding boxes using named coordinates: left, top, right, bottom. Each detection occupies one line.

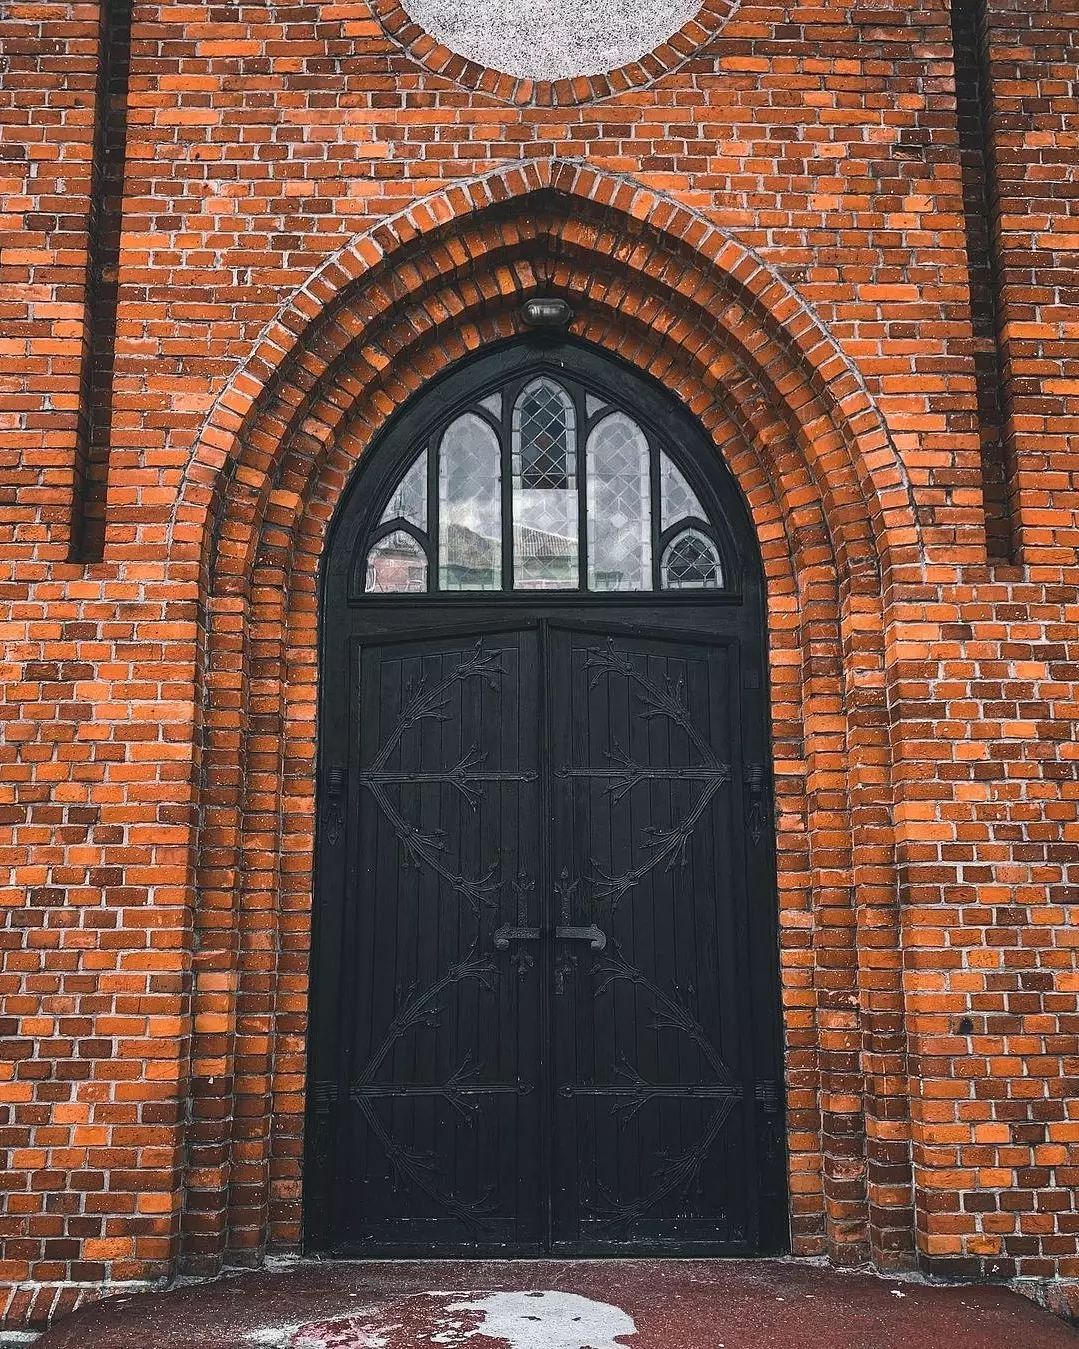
left=497, top=390, right=513, bottom=591
left=505, top=377, right=525, bottom=589
left=428, top=431, right=440, bottom=593
left=575, top=381, right=588, bottom=591
left=649, top=435, right=662, bottom=590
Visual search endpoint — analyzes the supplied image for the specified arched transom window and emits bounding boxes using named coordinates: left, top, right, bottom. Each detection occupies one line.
left=362, top=370, right=728, bottom=595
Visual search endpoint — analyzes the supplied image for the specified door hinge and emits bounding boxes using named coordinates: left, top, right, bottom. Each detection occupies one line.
left=324, top=765, right=346, bottom=844
left=312, top=1080, right=338, bottom=1116
left=754, top=1080, right=781, bottom=1115
left=744, top=761, right=770, bottom=845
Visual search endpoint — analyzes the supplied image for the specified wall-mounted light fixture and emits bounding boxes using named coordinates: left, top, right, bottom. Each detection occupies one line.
left=520, top=297, right=574, bottom=328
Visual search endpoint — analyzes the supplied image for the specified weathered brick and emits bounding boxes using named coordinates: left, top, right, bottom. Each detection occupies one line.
left=1, top=0, right=1077, bottom=1332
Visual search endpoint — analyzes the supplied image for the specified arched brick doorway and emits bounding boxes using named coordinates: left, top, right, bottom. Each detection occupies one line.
left=306, top=338, right=787, bottom=1256
left=175, top=162, right=917, bottom=1277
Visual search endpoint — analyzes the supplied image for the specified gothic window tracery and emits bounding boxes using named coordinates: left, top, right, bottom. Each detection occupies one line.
left=360, top=367, right=731, bottom=595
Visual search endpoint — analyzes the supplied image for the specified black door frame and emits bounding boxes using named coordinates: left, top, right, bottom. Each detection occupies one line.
left=305, top=337, right=789, bottom=1256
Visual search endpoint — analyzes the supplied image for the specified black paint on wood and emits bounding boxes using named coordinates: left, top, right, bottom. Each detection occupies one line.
left=306, top=340, right=787, bottom=1257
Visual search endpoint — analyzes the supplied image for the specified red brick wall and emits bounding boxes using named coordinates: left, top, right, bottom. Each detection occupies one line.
left=0, top=0, right=1076, bottom=1329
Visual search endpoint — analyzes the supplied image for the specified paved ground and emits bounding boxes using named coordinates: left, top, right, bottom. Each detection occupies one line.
left=35, top=1260, right=1076, bottom=1349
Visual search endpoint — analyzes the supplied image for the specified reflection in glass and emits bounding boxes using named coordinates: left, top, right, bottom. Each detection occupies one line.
left=365, top=530, right=428, bottom=593
left=661, top=528, right=723, bottom=590
left=586, top=412, right=651, bottom=591
left=660, top=450, right=706, bottom=530
left=512, top=378, right=578, bottom=589
left=379, top=449, right=427, bottom=530
left=438, top=413, right=502, bottom=590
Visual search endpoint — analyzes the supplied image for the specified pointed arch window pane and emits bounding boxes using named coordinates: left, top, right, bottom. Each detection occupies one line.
left=438, top=413, right=501, bottom=590
left=661, top=528, right=723, bottom=590
left=379, top=449, right=427, bottom=530
left=512, top=378, right=578, bottom=589
left=586, top=412, right=651, bottom=591
left=365, top=530, right=427, bottom=593
left=660, top=450, right=706, bottom=530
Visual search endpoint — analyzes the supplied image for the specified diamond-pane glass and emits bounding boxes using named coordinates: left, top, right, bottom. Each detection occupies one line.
left=586, top=412, right=651, bottom=591
left=512, top=378, right=578, bottom=589
left=438, top=413, right=501, bottom=590
left=661, top=528, right=723, bottom=590
left=365, top=530, right=427, bottom=593
left=660, top=450, right=706, bottom=530
left=379, top=449, right=427, bottom=530
left=513, top=378, right=575, bottom=488
left=357, top=368, right=734, bottom=601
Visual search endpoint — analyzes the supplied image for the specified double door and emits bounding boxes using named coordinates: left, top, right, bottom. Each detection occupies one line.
left=306, top=613, right=785, bottom=1255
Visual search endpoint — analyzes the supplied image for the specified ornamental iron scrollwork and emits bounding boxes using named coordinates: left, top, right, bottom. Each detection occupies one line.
left=493, top=867, right=539, bottom=975
left=350, top=950, right=529, bottom=1227
left=572, top=949, right=739, bottom=1229
left=558, top=640, right=731, bottom=905
left=360, top=641, right=537, bottom=911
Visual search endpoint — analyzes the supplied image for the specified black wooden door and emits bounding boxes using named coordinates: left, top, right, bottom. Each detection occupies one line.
left=309, top=615, right=782, bottom=1256
left=324, top=627, right=545, bottom=1253
left=307, top=338, right=786, bottom=1258
left=547, top=625, right=757, bottom=1253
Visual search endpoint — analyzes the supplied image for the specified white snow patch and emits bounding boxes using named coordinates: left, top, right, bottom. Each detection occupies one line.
left=247, top=1326, right=391, bottom=1349
left=247, top=1328, right=307, bottom=1347
left=447, top=1290, right=636, bottom=1349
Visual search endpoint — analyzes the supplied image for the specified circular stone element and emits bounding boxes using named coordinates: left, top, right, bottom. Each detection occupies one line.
left=399, top=0, right=703, bottom=81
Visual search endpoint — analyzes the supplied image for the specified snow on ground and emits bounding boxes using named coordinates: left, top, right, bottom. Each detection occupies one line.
left=262, top=1289, right=636, bottom=1349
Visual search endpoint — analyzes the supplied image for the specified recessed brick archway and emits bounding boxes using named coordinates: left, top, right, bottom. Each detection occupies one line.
left=173, top=160, right=922, bottom=1277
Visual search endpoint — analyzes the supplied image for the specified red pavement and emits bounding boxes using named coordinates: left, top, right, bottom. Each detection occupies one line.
left=34, top=1260, right=1077, bottom=1349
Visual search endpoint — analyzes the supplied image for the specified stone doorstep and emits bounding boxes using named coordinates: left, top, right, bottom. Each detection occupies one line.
left=29, top=1259, right=1079, bottom=1349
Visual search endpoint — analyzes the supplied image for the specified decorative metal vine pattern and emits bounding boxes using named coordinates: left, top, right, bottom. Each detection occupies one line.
left=351, top=951, right=529, bottom=1227
left=359, top=641, right=537, bottom=910
left=312, top=344, right=784, bottom=1258
left=574, top=949, right=739, bottom=1229
left=558, top=639, right=732, bottom=905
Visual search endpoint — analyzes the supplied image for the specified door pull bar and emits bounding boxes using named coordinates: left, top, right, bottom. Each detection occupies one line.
left=493, top=924, right=606, bottom=951
left=493, top=924, right=540, bottom=949
left=555, top=924, right=606, bottom=951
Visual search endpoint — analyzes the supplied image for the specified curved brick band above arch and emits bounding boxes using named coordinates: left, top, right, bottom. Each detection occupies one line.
left=173, top=158, right=920, bottom=586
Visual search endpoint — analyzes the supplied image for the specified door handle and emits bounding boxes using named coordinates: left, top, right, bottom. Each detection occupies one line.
left=555, top=924, right=606, bottom=951
left=493, top=924, right=540, bottom=949
left=494, top=924, right=606, bottom=951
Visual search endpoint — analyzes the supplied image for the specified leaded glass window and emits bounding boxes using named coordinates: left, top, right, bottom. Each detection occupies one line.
left=661, top=528, right=723, bottom=590
left=512, top=379, right=578, bottom=589
left=379, top=449, right=427, bottom=531
left=439, top=413, right=501, bottom=591
left=357, top=364, right=730, bottom=596
left=586, top=412, right=651, bottom=591
left=660, top=449, right=705, bottom=530
left=365, top=530, right=427, bottom=594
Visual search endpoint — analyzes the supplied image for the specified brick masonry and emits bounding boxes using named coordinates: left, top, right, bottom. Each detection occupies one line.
left=0, top=0, right=1076, bottom=1332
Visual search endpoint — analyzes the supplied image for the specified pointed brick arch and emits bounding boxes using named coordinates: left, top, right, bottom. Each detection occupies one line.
left=173, top=160, right=918, bottom=576
left=174, top=161, right=919, bottom=1277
